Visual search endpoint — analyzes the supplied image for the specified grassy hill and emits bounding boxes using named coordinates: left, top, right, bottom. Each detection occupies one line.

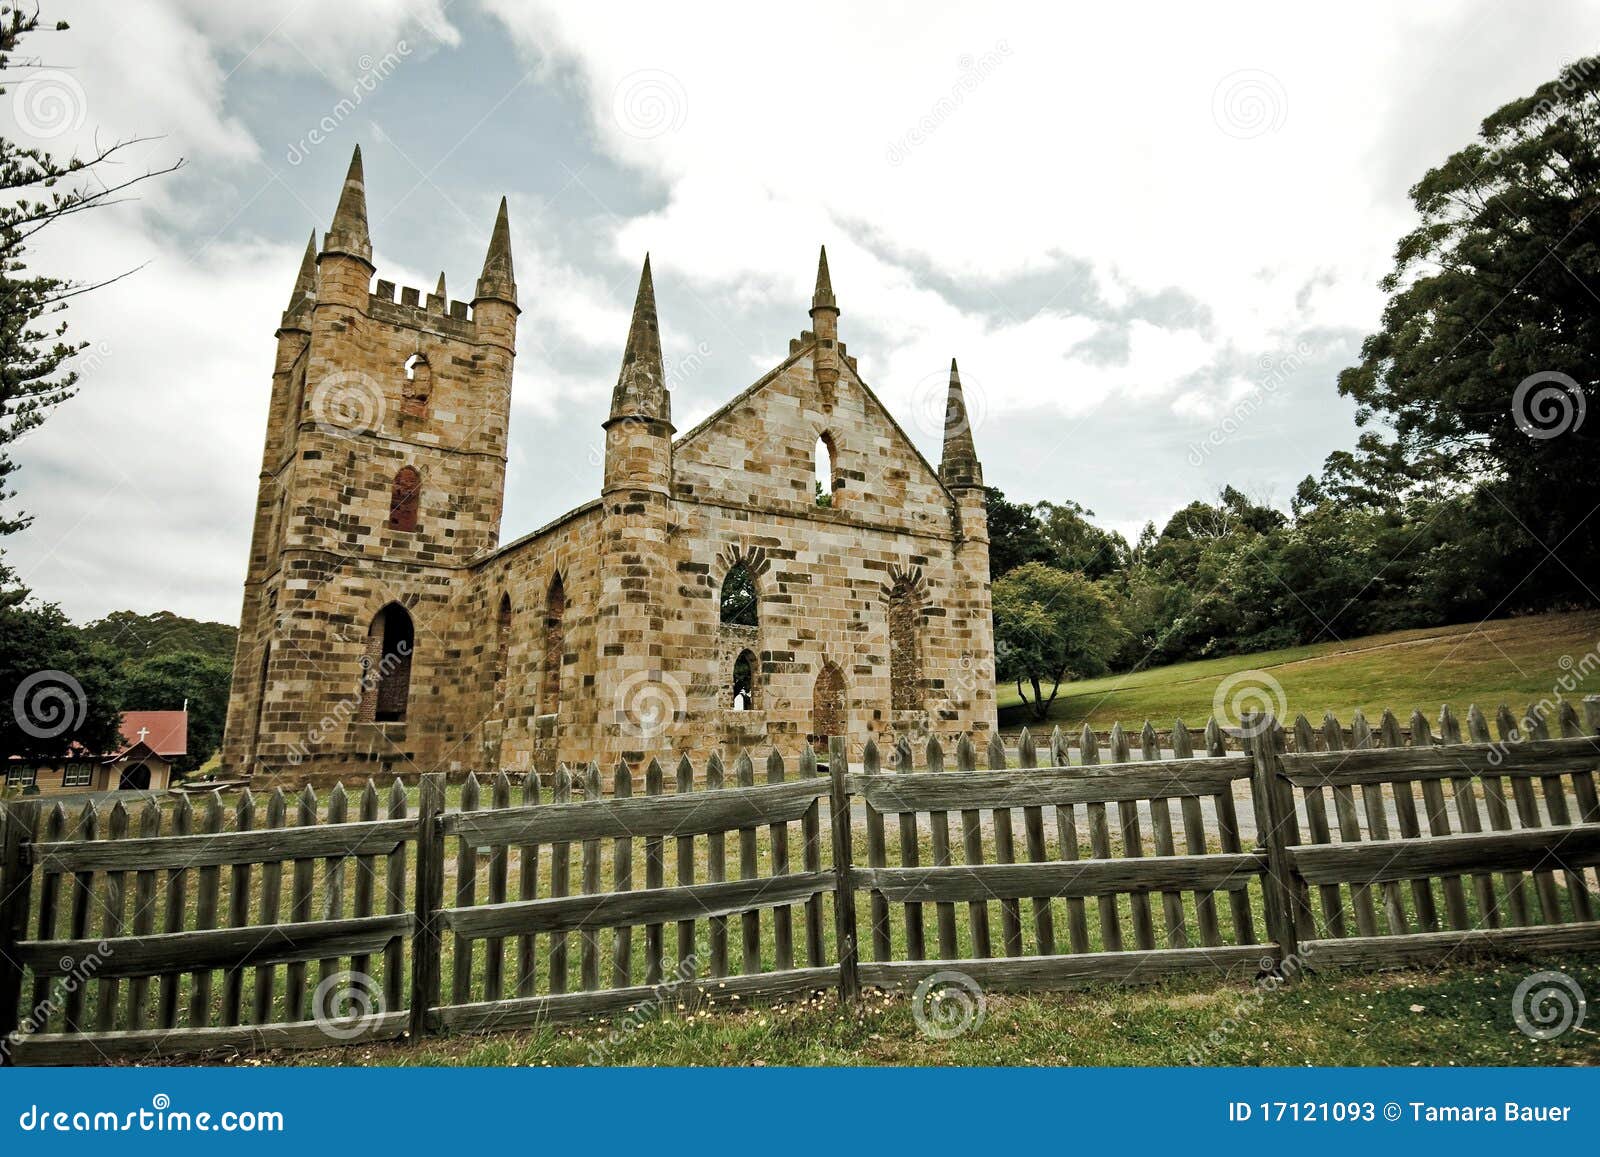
left=996, top=609, right=1599, bottom=731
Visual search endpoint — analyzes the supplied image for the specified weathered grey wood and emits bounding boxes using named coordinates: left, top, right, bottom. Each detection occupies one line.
left=21, top=912, right=416, bottom=980
left=828, top=735, right=860, bottom=1001
left=1289, top=824, right=1600, bottom=885
left=444, top=777, right=828, bottom=846
left=485, top=772, right=512, bottom=1000
left=410, top=773, right=446, bottom=1037
left=1020, top=728, right=1056, bottom=956
left=1301, top=920, right=1600, bottom=970
left=1525, top=705, right=1593, bottom=921
left=855, top=854, right=1266, bottom=903
left=284, top=786, right=316, bottom=1023
left=385, top=779, right=409, bottom=1016
left=1293, top=714, right=1345, bottom=940
left=614, top=759, right=637, bottom=987
left=735, top=751, right=760, bottom=976
left=989, top=730, right=1024, bottom=956
left=1205, top=717, right=1227, bottom=757
left=155, top=798, right=190, bottom=1031
left=62, top=803, right=98, bottom=1031
left=28, top=804, right=66, bottom=1027
left=13, top=1010, right=412, bottom=1066
left=766, top=750, right=794, bottom=974
left=452, top=774, right=481, bottom=1006
left=1081, top=725, right=1122, bottom=952
left=893, top=738, right=927, bottom=961
left=1279, top=735, right=1600, bottom=786
left=1144, top=721, right=1187, bottom=949
left=1114, top=723, right=1158, bottom=951
left=96, top=801, right=130, bottom=1033
left=849, top=760, right=1249, bottom=813
left=1245, top=716, right=1300, bottom=963
left=1350, top=713, right=1407, bottom=935
left=438, top=966, right=838, bottom=1035
left=859, top=943, right=1271, bottom=993
left=644, top=760, right=666, bottom=985
left=251, top=789, right=288, bottom=1026
left=1498, top=705, right=1564, bottom=923
left=579, top=762, right=602, bottom=992
left=800, top=745, right=825, bottom=968
left=957, top=733, right=993, bottom=957
left=1412, top=711, right=1471, bottom=931
left=1568, top=700, right=1600, bottom=824
left=1473, top=704, right=1530, bottom=926
left=1379, top=710, right=1438, bottom=932
left=673, top=756, right=695, bottom=981
left=548, top=765, right=573, bottom=994
left=926, top=735, right=959, bottom=958
left=350, top=782, right=380, bottom=998
left=1323, top=713, right=1376, bottom=938
left=185, top=795, right=221, bottom=1030
left=319, top=783, right=350, bottom=994
left=514, top=773, right=541, bottom=996
left=0, top=800, right=39, bottom=1060
left=1441, top=706, right=1500, bottom=929
left=1175, top=721, right=1221, bottom=948
left=30, top=817, right=415, bottom=874
left=862, top=740, right=892, bottom=962
left=704, top=752, right=729, bottom=979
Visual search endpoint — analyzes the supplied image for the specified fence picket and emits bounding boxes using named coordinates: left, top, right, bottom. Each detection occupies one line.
left=1173, top=722, right=1220, bottom=948
left=386, top=779, right=410, bottom=1014
left=926, top=735, right=959, bottom=958
left=735, top=751, right=760, bottom=976
left=800, top=746, right=825, bottom=968
left=1440, top=706, right=1499, bottom=928
left=98, top=801, right=130, bottom=1033
left=1080, top=725, right=1122, bottom=951
left=1322, top=713, right=1375, bottom=938
left=185, top=796, right=221, bottom=1030
left=766, top=750, right=794, bottom=974
left=1471, top=705, right=1529, bottom=926
left=673, top=756, right=695, bottom=980
left=485, top=772, right=512, bottom=1000
left=251, top=789, right=288, bottom=1025
left=894, top=737, right=926, bottom=960
left=1143, top=721, right=1187, bottom=949
left=988, top=731, right=1025, bottom=956
left=1111, top=723, right=1157, bottom=950
left=549, top=765, right=573, bottom=994
left=956, top=734, right=993, bottom=957
left=352, top=782, right=380, bottom=999
left=1497, top=705, right=1563, bottom=923
left=1412, top=711, right=1472, bottom=931
left=645, top=760, right=667, bottom=985
left=704, top=753, right=729, bottom=979
left=1381, top=710, right=1438, bottom=932
left=1525, top=706, right=1592, bottom=920
left=1352, top=712, right=1408, bottom=934
left=862, top=739, right=892, bottom=963
left=1018, top=729, right=1055, bottom=956
left=283, top=787, right=316, bottom=1021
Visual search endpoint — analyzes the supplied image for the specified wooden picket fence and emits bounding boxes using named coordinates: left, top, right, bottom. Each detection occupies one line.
left=2, top=698, right=1598, bottom=1066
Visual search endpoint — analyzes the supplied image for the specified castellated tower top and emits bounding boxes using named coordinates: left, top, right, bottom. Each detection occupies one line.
left=323, top=146, right=372, bottom=265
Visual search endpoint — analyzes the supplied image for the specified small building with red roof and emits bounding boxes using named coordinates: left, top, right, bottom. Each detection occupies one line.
left=4, top=709, right=188, bottom=795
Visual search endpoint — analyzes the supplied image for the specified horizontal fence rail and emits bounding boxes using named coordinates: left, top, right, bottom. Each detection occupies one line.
left=3, top=697, right=1599, bottom=1065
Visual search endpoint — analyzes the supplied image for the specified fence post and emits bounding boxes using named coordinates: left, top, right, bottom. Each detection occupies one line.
left=0, top=800, right=40, bottom=1065
left=410, top=773, right=446, bottom=1040
left=827, top=736, right=860, bottom=1004
left=1244, top=714, right=1302, bottom=971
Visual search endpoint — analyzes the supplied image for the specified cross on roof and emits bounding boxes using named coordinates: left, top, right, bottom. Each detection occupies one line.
left=137, top=726, right=150, bottom=742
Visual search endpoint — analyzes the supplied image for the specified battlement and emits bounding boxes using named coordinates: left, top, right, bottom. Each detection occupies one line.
left=789, top=330, right=857, bottom=371
left=370, top=279, right=478, bottom=339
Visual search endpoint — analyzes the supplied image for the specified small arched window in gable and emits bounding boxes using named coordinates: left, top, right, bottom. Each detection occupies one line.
left=813, top=433, right=837, bottom=508
left=731, top=649, right=756, bottom=710
left=389, top=466, right=421, bottom=531
left=719, top=563, right=759, bottom=627
left=402, top=354, right=432, bottom=418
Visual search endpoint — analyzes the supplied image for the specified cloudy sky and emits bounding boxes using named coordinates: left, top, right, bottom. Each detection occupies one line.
left=3, top=0, right=1595, bottom=625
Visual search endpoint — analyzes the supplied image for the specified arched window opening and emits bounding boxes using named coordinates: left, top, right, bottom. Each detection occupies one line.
left=542, top=574, right=566, bottom=715
left=402, top=354, right=432, bottom=418
left=813, top=433, right=837, bottom=508
left=731, top=649, right=755, bottom=710
left=719, top=563, right=759, bottom=626
left=888, top=577, right=923, bottom=713
left=360, top=603, right=415, bottom=723
left=389, top=466, right=421, bottom=531
left=250, top=642, right=271, bottom=764
left=493, top=593, right=512, bottom=707
left=811, top=660, right=847, bottom=752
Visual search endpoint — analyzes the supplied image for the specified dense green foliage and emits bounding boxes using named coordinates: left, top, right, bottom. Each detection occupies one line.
left=991, top=562, right=1124, bottom=719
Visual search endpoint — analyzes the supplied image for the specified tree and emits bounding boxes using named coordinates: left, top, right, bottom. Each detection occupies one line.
left=1035, top=499, right=1131, bottom=581
left=984, top=487, right=1051, bottom=576
left=115, top=650, right=231, bottom=774
left=1325, top=55, right=1600, bottom=603
left=79, top=609, right=237, bottom=663
left=0, top=598, right=121, bottom=762
left=992, top=562, right=1124, bottom=720
left=0, top=6, right=181, bottom=539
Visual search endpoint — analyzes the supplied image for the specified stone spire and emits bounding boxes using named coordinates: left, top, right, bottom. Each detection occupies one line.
left=938, top=358, right=983, bottom=489
left=475, top=195, right=517, bottom=305
left=283, top=229, right=317, bottom=318
left=608, top=255, right=670, bottom=426
left=810, top=244, right=837, bottom=315
left=434, top=271, right=447, bottom=299
left=323, top=145, right=371, bottom=263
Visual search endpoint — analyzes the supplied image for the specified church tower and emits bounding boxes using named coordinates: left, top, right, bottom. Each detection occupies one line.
left=220, top=147, right=518, bottom=777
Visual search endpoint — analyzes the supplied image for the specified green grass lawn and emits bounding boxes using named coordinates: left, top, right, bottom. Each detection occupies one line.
left=997, top=609, right=1600, bottom=732
left=270, top=957, right=1600, bottom=1067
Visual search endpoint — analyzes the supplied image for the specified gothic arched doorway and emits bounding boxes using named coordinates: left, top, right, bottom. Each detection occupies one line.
left=811, top=660, right=847, bottom=751
left=119, top=763, right=152, bottom=791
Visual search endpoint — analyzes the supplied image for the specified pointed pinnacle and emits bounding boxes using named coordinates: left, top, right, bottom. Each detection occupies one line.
left=286, top=229, right=317, bottom=313
left=811, top=244, right=836, bottom=312
left=475, top=195, right=516, bottom=304
left=434, top=271, right=446, bottom=299
left=938, top=356, right=982, bottom=489
left=609, top=253, right=669, bottom=425
left=324, top=145, right=371, bottom=262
